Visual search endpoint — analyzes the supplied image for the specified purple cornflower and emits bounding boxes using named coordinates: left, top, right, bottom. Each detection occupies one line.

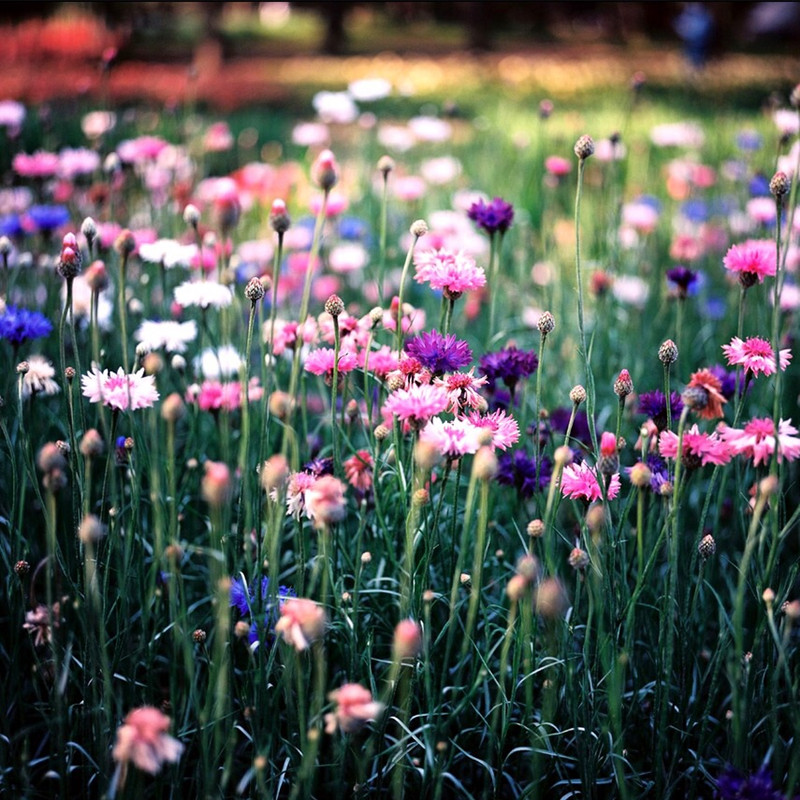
left=666, top=266, right=699, bottom=299
left=405, top=330, right=472, bottom=376
left=496, top=449, right=552, bottom=498
left=637, top=390, right=683, bottom=431
left=0, top=305, right=52, bottom=345
left=467, top=197, right=514, bottom=236
left=303, top=457, right=334, bottom=477
left=479, top=346, right=538, bottom=394
left=546, top=407, right=593, bottom=451
left=716, top=765, right=787, bottom=800
left=709, top=364, right=738, bottom=399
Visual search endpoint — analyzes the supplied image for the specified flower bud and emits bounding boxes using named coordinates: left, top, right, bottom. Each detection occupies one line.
left=770, top=171, right=790, bottom=199
left=393, top=619, right=422, bottom=660
left=312, top=149, right=339, bottom=192
left=569, top=385, right=586, bottom=406
left=377, top=155, right=395, bottom=178
left=269, top=199, right=291, bottom=233
left=574, top=134, right=595, bottom=160
left=183, top=204, right=201, bottom=228
left=324, top=294, right=344, bottom=317
left=658, top=339, right=678, bottom=365
left=410, top=219, right=428, bottom=238
left=537, top=311, right=555, bottom=338
left=244, top=276, right=265, bottom=303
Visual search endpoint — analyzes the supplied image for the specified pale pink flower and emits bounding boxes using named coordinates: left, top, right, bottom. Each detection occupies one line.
left=343, top=450, right=374, bottom=492
left=264, top=317, right=319, bottom=356
left=408, top=116, right=452, bottom=143
left=420, top=156, right=462, bottom=185
left=723, top=239, right=776, bottom=283
left=188, top=379, right=262, bottom=413
left=560, top=462, right=620, bottom=502
left=173, top=280, right=233, bottom=310
left=325, top=683, right=384, bottom=734
left=722, top=336, right=791, bottom=377
left=419, top=417, right=481, bottom=458
left=746, top=197, right=777, bottom=226
left=112, top=706, right=183, bottom=776
left=393, top=620, right=423, bottom=660
left=201, top=461, right=231, bottom=508
left=23, top=602, right=60, bottom=647
left=304, top=475, right=347, bottom=528
left=274, top=598, right=327, bottom=651
left=329, top=242, right=368, bottom=274
left=284, top=471, right=317, bottom=519
left=621, top=201, right=660, bottom=233
left=116, top=136, right=169, bottom=165
left=21, top=355, right=60, bottom=399
left=291, top=122, right=330, bottom=147
left=81, top=367, right=159, bottom=411
left=392, top=175, right=426, bottom=202
left=718, top=417, right=800, bottom=466
left=649, top=121, right=704, bottom=148
left=310, top=191, right=348, bottom=217
left=413, top=249, right=486, bottom=298
left=13, top=151, right=59, bottom=178
left=58, top=147, right=100, bottom=179
left=467, top=409, right=520, bottom=450
left=203, top=121, right=234, bottom=152
left=383, top=384, right=450, bottom=429
left=436, top=369, right=489, bottom=413
left=658, top=425, right=733, bottom=467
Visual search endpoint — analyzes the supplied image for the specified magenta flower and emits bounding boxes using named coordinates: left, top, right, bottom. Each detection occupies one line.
left=383, top=384, right=450, bottom=429
left=13, top=151, right=60, bottom=178
left=723, top=239, right=776, bottom=284
left=413, top=249, right=486, bottom=299
left=435, top=369, right=489, bottom=412
left=561, top=462, right=620, bottom=502
left=722, top=336, right=791, bottom=377
left=304, top=348, right=358, bottom=378
left=658, top=425, right=734, bottom=467
left=81, top=367, right=159, bottom=411
left=419, top=417, right=481, bottom=458
left=467, top=409, right=520, bottom=450
left=719, top=417, right=800, bottom=466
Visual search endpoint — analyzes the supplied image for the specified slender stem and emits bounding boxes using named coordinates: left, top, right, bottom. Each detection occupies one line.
left=330, top=314, right=341, bottom=475
left=395, top=232, right=423, bottom=356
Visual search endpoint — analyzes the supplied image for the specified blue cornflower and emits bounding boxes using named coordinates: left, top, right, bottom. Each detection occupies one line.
left=230, top=575, right=297, bottom=647
left=736, top=129, right=763, bottom=152
left=637, top=390, right=683, bottom=431
left=716, top=765, right=785, bottom=800
left=479, top=346, right=538, bottom=393
left=666, top=266, right=699, bottom=298
left=749, top=174, right=770, bottom=198
left=0, top=214, right=23, bottom=237
left=467, top=197, right=515, bottom=236
left=680, top=199, right=708, bottom=223
left=0, top=305, right=52, bottom=345
left=496, top=449, right=552, bottom=498
left=26, top=204, right=70, bottom=232
left=646, top=454, right=670, bottom=493
left=406, top=330, right=472, bottom=376
left=337, top=215, right=370, bottom=241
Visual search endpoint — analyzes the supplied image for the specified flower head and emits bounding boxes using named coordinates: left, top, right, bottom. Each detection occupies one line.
left=719, top=417, right=800, bottom=466
left=20, top=355, right=59, bottom=399
left=686, top=369, right=727, bottom=420
left=496, top=449, right=552, bottom=498
left=274, top=597, right=327, bottom=651
left=659, top=424, right=734, bottom=468
left=324, top=684, right=384, bottom=735
left=112, top=706, right=184, bottom=776
left=479, top=346, right=538, bottom=393
left=637, top=390, right=683, bottom=431
left=304, top=474, right=347, bottom=529
left=413, top=249, right=486, bottom=299
left=716, top=765, right=785, bottom=800
left=467, top=197, right=514, bottom=235
left=723, top=239, right=776, bottom=285
left=0, top=305, right=52, bottom=345
left=405, top=330, right=472, bottom=376
left=561, top=462, right=620, bottom=502
left=81, top=367, right=159, bottom=411
left=343, top=450, right=373, bottom=493
left=467, top=409, right=520, bottom=450
left=666, top=266, right=699, bottom=298
left=435, top=369, right=488, bottom=413
left=383, top=383, right=450, bottom=429
left=173, top=280, right=233, bottom=310
left=419, top=417, right=481, bottom=459
left=722, top=336, right=791, bottom=377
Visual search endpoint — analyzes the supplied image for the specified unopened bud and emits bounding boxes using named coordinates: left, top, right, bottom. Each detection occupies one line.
left=574, top=134, right=595, bottom=160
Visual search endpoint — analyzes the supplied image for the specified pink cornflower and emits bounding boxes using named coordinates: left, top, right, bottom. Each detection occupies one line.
left=718, top=417, right=800, bottom=466
left=544, top=156, right=571, bottom=176
left=274, top=597, right=327, bottom=651
left=658, top=425, right=734, bottom=467
left=561, top=462, right=620, bottom=502
left=304, top=348, right=358, bottom=380
left=467, top=409, right=520, bottom=451
left=116, top=135, right=169, bottom=165
left=383, top=383, right=450, bottom=429
left=13, top=151, right=59, bottom=178
left=324, top=684, right=384, bottom=735
left=188, top=379, right=262, bottom=413
left=343, top=450, right=374, bottom=492
left=112, top=706, right=183, bottom=777
left=304, top=474, right=347, bottom=529
left=722, top=336, right=791, bottom=377
left=723, top=240, right=777, bottom=284
left=81, top=367, right=159, bottom=411
left=359, top=345, right=399, bottom=379
left=413, top=249, right=486, bottom=299
left=284, top=471, right=318, bottom=519
left=436, top=369, right=489, bottom=412
left=419, top=417, right=481, bottom=458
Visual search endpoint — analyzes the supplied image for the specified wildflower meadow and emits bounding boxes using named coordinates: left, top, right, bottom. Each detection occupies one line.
left=2, top=59, right=800, bottom=800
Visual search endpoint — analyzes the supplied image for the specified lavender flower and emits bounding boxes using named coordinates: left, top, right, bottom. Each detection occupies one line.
left=467, top=197, right=514, bottom=236
left=405, top=330, right=472, bottom=376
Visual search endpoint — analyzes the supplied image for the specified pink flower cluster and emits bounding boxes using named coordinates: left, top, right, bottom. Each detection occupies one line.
left=186, top=379, right=263, bottom=412
left=413, top=248, right=486, bottom=299
left=81, top=367, right=159, bottom=411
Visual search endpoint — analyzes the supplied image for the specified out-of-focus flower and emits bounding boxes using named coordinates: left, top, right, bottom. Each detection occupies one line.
left=637, top=390, right=683, bottom=431
left=13, top=151, right=59, bottom=178
left=201, top=461, right=231, bottom=507
left=496, top=449, right=552, bottom=498
left=393, top=619, right=422, bottom=660
left=716, top=765, right=785, bottom=800
left=134, top=320, right=197, bottom=354
left=722, top=336, right=791, bottom=377
left=649, top=121, right=704, bottom=148
left=719, top=417, right=800, bottom=466
left=20, top=355, right=59, bottom=399
left=0, top=100, right=25, bottom=130
left=408, top=116, right=452, bottom=143
left=659, top=424, right=734, bottom=468
left=479, top=346, right=538, bottom=394
left=274, top=597, right=327, bottom=651
left=467, top=409, right=520, bottom=450
left=686, top=369, right=727, bottom=420
left=324, top=683, right=384, bottom=734
left=312, top=91, right=358, bottom=124
left=666, top=266, right=699, bottom=298
left=343, top=450, right=373, bottom=492
left=139, top=239, right=198, bottom=269
left=116, top=136, right=169, bottom=165
left=173, top=280, right=233, bottom=310
left=112, top=706, right=184, bottom=776
left=383, top=383, right=450, bottom=429
left=467, top=197, right=514, bottom=236
left=561, top=462, right=620, bottom=502
left=81, top=110, right=116, bottom=139
left=81, top=367, right=159, bottom=411
left=0, top=305, right=52, bottom=344
left=58, top=147, right=101, bottom=180
left=26, top=204, right=70, bottom=232
left=348, top=77, right=392, bottom=102
left=304, top=474, right=347, bottom=528
left=23, top=602, right=60, bottom=647
left=419, top=417, right=481, bottom=458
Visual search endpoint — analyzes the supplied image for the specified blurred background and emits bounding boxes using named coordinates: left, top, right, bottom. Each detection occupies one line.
left=0, top=2, right=798, bottom=112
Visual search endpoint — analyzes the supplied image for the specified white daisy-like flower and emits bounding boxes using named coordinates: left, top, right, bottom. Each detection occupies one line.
left=173, top=280, right=233, bottom=310
left=139, top=239, right=198, bottom=269
left=21, top=355, right=60, bottom=399
left=194, top=344, right=243, bottom=379
left=134, top=319, right=198, bottom=354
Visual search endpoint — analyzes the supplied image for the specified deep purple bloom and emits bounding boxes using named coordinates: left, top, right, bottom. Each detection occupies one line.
left=479, top=346, right=538, bottom=393
left=637, top=390, right=683, bottom=431
left=26, top=204, right=70, bottom=232
left=303, top=457, right=334, bottom=477
left=467, top=196, right=515, bottom=235
left=406, top=330, right=472, bottom=376
left=709, top=364, right=738, bottom=399
left=716, top=765, right=785, bottom=800
left=666, top=266, right=699, bottom=298
left=0, top=305, right=52, bottom=345
left=496, top=449, right=552, bottom=498
left=546, top=407, right=593, bottom=450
